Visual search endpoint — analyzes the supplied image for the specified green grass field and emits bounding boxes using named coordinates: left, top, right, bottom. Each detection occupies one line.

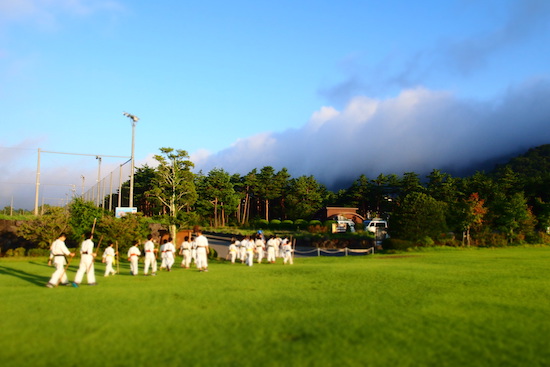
left=1, top=247, right=549, bottom=367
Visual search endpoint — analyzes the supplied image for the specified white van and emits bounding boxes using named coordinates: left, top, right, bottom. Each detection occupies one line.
left=364, top=219, right=388, bottom=233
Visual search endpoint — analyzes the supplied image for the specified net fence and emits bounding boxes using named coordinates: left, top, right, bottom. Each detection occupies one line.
left=82, top=159, right=132, bottom=210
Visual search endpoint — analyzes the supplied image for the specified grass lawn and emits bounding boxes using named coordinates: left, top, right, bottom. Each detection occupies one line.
left=1, top=247, right=549, bottom=367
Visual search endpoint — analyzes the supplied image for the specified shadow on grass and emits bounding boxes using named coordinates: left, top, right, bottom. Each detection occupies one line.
left=0, top=264, right=50, bottom=286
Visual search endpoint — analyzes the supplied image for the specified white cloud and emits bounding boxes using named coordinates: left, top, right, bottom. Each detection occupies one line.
left=195, top=79, right=550, bottom=188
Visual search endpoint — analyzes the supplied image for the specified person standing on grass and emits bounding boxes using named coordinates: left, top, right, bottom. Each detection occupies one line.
left=180, top=236, right=192, bottom=268
left=255, top=233, right=265, bottom=264
left=127, top=241, right=141, bottom=276
left=266, top=235, right=277, bottom=264
left=275, top=235, right=282, bottom=258
left=164, top=237, right=176, bottom=271
left=245, top=235, right=255, bottom=267
left=282, top=238, right=293, bottom=265
left=195, top=229, right=209, bottom=272
left=143, top=234, right=158, bottom=276
left=46, top=233, right=75, bottom=288
left=228, top=237, right=238, bottom=264
left=239, top=235, right=247, bottom=263
left=159, top=239, right=167, bottom=271
left=73, top=232, right=97, bottom=287
left=102, top=243, right=117, bottom=277
left=191, top=237, right=198, bottom=267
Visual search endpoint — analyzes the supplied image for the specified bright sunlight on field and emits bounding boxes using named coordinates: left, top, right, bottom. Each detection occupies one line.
left=1, top=247, right=549, bottom=367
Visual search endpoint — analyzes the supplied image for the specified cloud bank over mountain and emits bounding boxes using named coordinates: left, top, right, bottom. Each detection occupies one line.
left=193, top=78, right=550, bottom=188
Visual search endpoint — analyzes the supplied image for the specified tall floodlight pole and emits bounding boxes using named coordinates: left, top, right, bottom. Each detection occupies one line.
left=34, top=148, right=41, bottom=215
left=123, top=112, right=139, bottom=208
left=96, top=156, right=102, bottom=207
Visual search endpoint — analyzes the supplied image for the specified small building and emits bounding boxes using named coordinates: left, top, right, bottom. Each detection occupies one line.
left=324, top=207, right=366, bottom=233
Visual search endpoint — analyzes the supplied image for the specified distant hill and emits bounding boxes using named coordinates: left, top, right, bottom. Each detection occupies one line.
left=329, top=144, right=550, bottom=191
left=493, top=144, right=550, bottom=177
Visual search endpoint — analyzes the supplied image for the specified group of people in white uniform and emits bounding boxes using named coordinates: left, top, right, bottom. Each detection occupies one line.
left=45, top=229, right=292, bottom=288
left=46, top=231, right=118, bottom=288
left=226, top=233, right=294, bottom=266
left=127, top=229, right=211, bottom=275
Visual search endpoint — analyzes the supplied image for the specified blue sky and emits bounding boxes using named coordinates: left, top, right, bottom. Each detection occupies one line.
left=1, top=0, right=550, bottom=209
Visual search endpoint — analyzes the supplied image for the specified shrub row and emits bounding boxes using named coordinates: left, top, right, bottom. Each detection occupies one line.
left=2, top=247, right=51, bottom=257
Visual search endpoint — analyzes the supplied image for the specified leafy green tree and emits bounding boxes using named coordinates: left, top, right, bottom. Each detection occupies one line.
left=68, top=198, right=105, bottom=242
left=345, top=174, right=371, bottom=217
left=149, top=147, right=197, bottom=239
left=17, top=206, right=71, bottom=249
left=286, top=175, right=326, bottom=219
left=256, top=166, right=290, bottom=221
left=238, top=169, right=258, bottom=225
left=390, top=192, right=447, bottom=242
left=197, top=168, right=240, bottom=227
left=270, top=168, right=291, bottom=220
left=399, top=172, right=424, bottom=197
left=95, top=213, right=151, bottom=254
left=490, top=191, right=531, bottom=243
left=132, top=165, right=161, bottom=216
left=426, top=169, right=460, bottom=203
left=453, top=193, right=487, bottom=246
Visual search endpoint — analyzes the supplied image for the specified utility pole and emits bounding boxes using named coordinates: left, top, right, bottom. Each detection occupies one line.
left=34, top=148, right=41, bottom=215
left=96, top=156, right=102, bottom=207
left=123, top=112, right=139, bottom=208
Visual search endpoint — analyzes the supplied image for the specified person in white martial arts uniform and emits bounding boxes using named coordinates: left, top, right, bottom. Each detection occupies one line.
left=275, top=235, right=282, bottom=258
left=282, top=238, right=293, bottom=265
left=179, top=236, right=192, bottom=268
left=195, top=229, right=209, bottom=272
left=266, top=235, right=277, bottom=263
left=228, top=237, right=238, bottom=264
left=159, top=239, right=167, bottom=271
left=46, top=233, right=75, bottom=287
left=143, top=234, right=158, bottom=276
left=127, top=241, right=141, bottom=275
left=239, top=236, right=247, bottom=263
left=163, top=237, right=176, bottom=271
left=191, top=238, right=197, bottom=266
left=102, top=243, right=117, bottom=277
left=73, top=232, right=97, bottom=286
left=255, top=234, right=265, bottom=264
left=245, top=235, right=255, bottom=267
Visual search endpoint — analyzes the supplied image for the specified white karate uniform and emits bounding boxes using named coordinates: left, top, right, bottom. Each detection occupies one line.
left=127, top=245, right=141, bottom=275
left=143, top=240, right=157, bottom=275
left=191, top=241, right=197, bottom=265
left=74, top=238, right=96, bottom=284
left=48, top=239, right=71, bottom=286
left=228, top=243, right=238, bottom=263
left=103, top=246, right=116, bottom=276
left=245, top=239, right=255, bottom=267
left=255, top=238, right=265, bottom=263
left=195, top=234, right=209, bottom=270
left=239, top=240, right=247, bottom=263
left=283, top=242, right=293, bottom=265
left=159, top=243, right=167, bottom=269
left=266, top=238, right=277, bottom=263
left=180, top=241, right=191, bottom=268
left=164, top=241, right=176, bottom=270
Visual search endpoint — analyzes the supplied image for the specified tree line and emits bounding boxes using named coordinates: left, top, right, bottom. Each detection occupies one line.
left=9, top=144, right=550, bottom=253
left=109, top=145, right=550, bottom=247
